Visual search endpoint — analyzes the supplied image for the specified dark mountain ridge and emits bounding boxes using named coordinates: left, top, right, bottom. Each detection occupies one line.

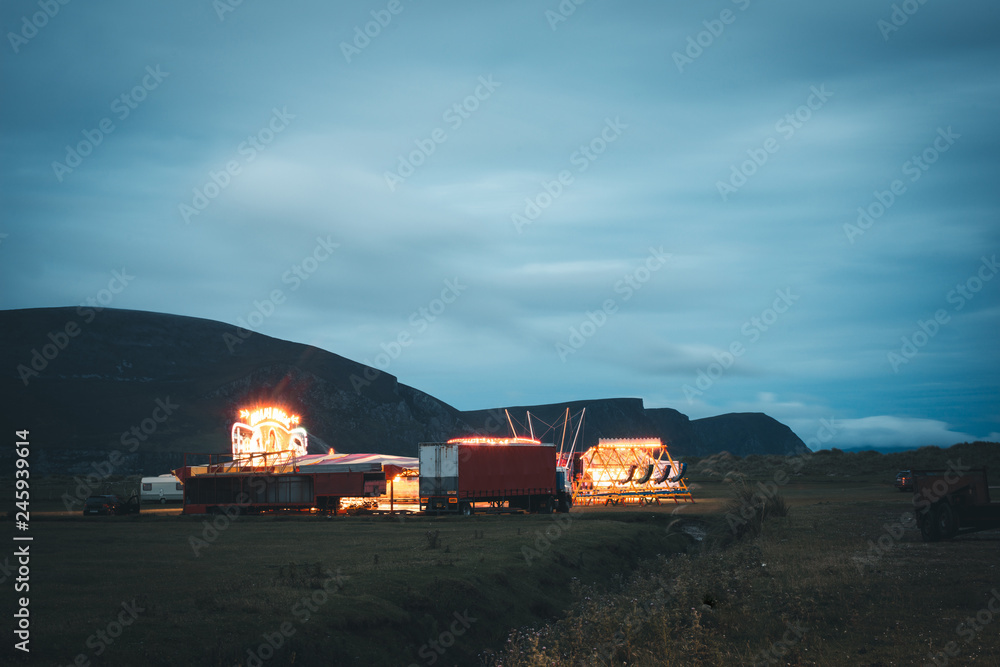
left=1, top=307, right=806, bottom=474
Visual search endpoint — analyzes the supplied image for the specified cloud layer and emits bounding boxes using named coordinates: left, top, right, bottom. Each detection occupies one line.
left=2, top=0, right=999, bottom=449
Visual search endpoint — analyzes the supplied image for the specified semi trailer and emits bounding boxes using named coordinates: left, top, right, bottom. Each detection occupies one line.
left=419, top=438, right=573, bottom=514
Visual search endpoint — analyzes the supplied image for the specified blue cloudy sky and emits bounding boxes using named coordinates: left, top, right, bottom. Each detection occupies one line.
left=3, top=1, right=999, bottom=450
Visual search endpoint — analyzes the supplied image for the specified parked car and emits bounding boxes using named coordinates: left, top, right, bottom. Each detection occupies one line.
left=84, top=495, right=124, bottom=515
left=895, top=470, right=913, bottom=492
left=83, top=493, right=140, bottom=516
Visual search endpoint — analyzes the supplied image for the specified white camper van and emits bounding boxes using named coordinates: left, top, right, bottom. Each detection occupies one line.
left=141, top=474, right=183, bottom=504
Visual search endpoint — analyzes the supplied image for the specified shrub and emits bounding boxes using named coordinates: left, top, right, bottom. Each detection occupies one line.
left=721, top=477, right=789, bottom=543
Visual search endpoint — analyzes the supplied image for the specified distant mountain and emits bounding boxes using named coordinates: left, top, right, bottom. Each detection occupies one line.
left=0, top=307, right=806, bottom=474
left=462, top=400, right=808, bottom=458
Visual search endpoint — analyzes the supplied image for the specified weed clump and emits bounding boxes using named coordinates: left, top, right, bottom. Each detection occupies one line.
left=721, top=475, right=790, bottom=544
left=425, top=529, right=440, bottom=550
left=487, top=543, right=771, bottom=666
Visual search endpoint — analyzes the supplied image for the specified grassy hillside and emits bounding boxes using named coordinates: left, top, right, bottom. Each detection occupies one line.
left=682, top=441, right=1000, bottom=484
left=491, top=483, right=1000, bottom=666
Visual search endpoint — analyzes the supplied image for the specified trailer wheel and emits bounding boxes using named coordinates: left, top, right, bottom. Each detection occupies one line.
left=921, top=502, right=956, bottom=542
left=919, top=510, right=940, bottom=542
left=935, top=502, right=959, bottom=539
left=460, top=502, right=473, bottom=517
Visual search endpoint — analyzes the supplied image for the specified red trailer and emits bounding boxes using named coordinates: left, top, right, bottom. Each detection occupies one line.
left=419, top=438, right=572, bottom=514
left=176, top=452, right=390, bottom=515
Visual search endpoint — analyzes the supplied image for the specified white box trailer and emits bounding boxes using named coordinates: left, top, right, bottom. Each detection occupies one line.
left=141, top=474, right=183, bottom=504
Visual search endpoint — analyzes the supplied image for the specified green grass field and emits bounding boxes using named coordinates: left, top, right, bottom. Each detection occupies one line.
left=4, top=444, right=999, bottom=666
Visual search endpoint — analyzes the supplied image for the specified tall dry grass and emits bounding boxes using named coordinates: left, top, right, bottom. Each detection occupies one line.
left=487, top=481, right=794, bottom=666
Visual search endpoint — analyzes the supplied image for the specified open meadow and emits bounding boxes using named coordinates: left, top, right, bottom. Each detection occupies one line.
left=3, top=445, right=999, bottom=666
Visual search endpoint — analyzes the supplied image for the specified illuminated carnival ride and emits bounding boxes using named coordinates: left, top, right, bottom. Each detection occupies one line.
left=173, top=405, right=692, bottom=515
left=175, top=405, right=418, bottom=515
left=572, top=438, right=693, bottom=505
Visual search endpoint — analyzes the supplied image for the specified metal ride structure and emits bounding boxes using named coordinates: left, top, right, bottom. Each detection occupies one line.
left=573, top=437, right=694, bottom=506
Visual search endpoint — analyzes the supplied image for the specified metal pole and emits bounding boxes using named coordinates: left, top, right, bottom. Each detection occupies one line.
left=505, top=409, right=517, bottom=438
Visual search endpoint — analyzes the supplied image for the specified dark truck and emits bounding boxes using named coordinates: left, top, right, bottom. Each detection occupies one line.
left=913, top=467, right=1000, bottom=541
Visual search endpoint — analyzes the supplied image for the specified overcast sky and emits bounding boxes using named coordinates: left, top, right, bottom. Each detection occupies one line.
left=3, top=1, right=999, bottom=450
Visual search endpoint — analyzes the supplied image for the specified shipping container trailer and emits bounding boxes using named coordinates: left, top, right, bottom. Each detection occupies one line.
left=419, top=438, right=572, bottom=514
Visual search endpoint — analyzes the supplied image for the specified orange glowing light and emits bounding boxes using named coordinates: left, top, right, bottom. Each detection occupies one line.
left=446, top=436, right=542, bottom=445
left=577, top=438, right=680, bottom=490
left=232, top=404, right=308, bottom=465
left=594, top=437, right=663, bottom=449
left=239, top=406, right=300, bottom=430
